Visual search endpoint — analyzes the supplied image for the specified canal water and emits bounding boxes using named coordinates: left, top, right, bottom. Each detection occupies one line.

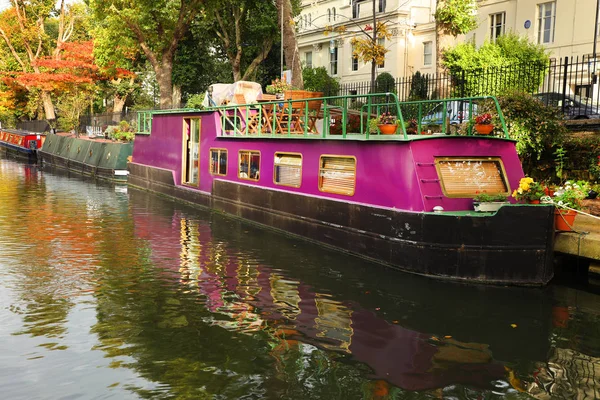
left=1, top=158, right=599, bottom=399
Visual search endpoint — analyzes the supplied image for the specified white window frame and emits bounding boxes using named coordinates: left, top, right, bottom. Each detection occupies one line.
left=423, top=41, right=432, bottom=66
left=537, top=2, right=556, bottom=44
left=489, top=12, right=505, bottom=42
left=330, top=46, right=338, bottom=75
left=305, top=51, right=312, bottom=68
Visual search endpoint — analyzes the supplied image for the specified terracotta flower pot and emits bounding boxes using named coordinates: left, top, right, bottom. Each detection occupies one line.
left=528, top=200, right=541, bottom=204
left=378, top=124, right=397, bottom=135
left=474, top=124, right=494, bottom=135
left=554, top=209, right=577, bottom=231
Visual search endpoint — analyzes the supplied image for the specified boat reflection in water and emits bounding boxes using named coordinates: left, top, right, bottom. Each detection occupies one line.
left=129, top=189, right=554, bottom=396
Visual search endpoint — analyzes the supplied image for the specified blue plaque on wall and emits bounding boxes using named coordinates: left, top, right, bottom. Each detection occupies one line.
left=524, top=20, right=531, bottom=29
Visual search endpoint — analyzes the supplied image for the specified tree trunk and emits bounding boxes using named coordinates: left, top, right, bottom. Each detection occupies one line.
left=172, top=85, right=182, bottom=108
left=155, top=61, right=174, bottom=109
left=41, top=91, right=56, bottom=121
left=113, top=95, right=126, bottom=122
left=278, top=0, right=303, bottom=89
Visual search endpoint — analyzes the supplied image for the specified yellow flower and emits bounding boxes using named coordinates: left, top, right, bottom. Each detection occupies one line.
left=512, top=189, right=518, bottom=198
left=517, top=188, right=523, bottom=194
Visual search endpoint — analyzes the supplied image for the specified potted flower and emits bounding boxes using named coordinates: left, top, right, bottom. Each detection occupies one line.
left=472, top=192, right=510, bottom=212
left=377, top=112, right=397, bottom=135
left=405, top=118, right=418, bottom=135
left=266, top=78, right=292, bottom=99
left=551, top=181, right=586, bottom=231
left=474, top=113, right=493, bottom=135
left=512, top=177, right=545, bottom=204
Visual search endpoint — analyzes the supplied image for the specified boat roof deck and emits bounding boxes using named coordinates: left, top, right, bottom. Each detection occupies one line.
left=136, top=94, right=510, bottom=141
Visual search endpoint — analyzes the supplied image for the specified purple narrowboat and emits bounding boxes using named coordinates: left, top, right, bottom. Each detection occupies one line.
left=128, top=94, right=555, bottom=286
left=0, top=128, right=45, bottom=162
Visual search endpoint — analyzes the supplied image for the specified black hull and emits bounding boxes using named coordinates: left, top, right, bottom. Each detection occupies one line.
left=0, top=144, right=37, bottom=163
left=129, top=163, right=555, bottom=286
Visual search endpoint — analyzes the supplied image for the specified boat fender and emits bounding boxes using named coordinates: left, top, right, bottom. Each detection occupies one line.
left=433, top=206, right=444, bottom=213
left=29, top=141, right=37, bottom=150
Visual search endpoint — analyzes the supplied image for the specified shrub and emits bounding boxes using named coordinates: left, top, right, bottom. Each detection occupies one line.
left=106, top=120, right=135, bottom=142
left=302, top=66, right=339, bottom=96
left=375, top=72, right=396, bottom=93
left=186, top=94, right=206, bottom=109
left=481, top=91, right=566, bottom=181
left=408, top=71, right=429, bottom=100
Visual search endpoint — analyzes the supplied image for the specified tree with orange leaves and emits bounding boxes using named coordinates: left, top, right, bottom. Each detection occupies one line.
left=0, top=0, right=82, bottom=121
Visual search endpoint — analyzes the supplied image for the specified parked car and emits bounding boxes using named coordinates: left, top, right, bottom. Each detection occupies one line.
left=420, top=100, right=478, bottom=126
left=534, top=92, right=600, bottom=119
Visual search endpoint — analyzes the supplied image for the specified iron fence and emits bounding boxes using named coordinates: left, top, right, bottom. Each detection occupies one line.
left=337, top=55, right=600, bottom=120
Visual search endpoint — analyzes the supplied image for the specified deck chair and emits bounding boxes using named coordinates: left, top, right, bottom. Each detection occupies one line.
left=276, top=90, right=306, bottom=134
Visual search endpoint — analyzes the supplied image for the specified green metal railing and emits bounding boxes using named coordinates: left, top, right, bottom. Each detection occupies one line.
left=209, top=92, right=407, bottom=139
left=136, top=95, right=510, bottom=140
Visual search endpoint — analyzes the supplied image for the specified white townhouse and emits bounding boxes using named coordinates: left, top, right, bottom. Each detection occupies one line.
left=297, top=0, right=600, bottom=88
left=296, top=0, right=438, bottom=84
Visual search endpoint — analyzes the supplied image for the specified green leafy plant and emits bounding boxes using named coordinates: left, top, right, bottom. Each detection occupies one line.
left=552, top=181, right=587, bottom=210
left=554, top=146, right=567, bottom=180
left=302, top=66, right=339, bottom=95
left=512, top=177, right=545, bottom=202
left=266, top=78, right=292, bottom=94
left=479, top=91, right=566, bottom=180
left=368, top=118, right=379, bottom=134
left=106, top=120, right=135, bottom=142
left=473, top=193, right=509, bottom=202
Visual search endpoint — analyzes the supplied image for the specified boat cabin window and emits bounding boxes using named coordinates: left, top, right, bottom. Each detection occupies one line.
left=318, top=155, right=356, bottom=196
left=239, top=150, right=260, bottom=181
left=274, top=152, right=302, bottom=187
left=435, top=157, right=510, bottom=197
left=210, top=148, right=227, bottom=176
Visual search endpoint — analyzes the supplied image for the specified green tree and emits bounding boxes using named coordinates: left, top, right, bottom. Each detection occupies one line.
left=443, top=33, right=549, bottom=96
left=89, top=0, right=203, bottom=109
left=434, top=0, right=478, bottom=78
left=204, top=0, right=278, bottom=82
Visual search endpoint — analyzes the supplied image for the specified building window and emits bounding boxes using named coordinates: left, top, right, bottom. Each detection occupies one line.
left=490, top=12, right=505, bottom=41
left=330, top=46, right=338, bottom=75
left=210, top=148, right=227, bottom=176
left=377, top=38, right=385, bottom=68
left=378, top=0, right=386, bottom=13
left=309, top=13, right=312, bottom=26
left=238, top=150, right=260, bottom=181
left=333, top=7, right=336, bottom=21
left=304, top=15, right=308, bottom=27
left=328, top=8, right=331, bottom=22
left=423, top=41, right=432, bottom=66
left=274, top=153, right=302, bottom=187
left=576, top=84, right=592, bottom=98
left=319, top=156, right=356, bottom=195
left=352, top=0, right=359, bottom=18
left=351, top=44, right=358, bottom=71
left=305, top=51, right=313, bottom=68
left=538, top=2, right=556, bottom=44
left=435, top=157, right=509, bottom=198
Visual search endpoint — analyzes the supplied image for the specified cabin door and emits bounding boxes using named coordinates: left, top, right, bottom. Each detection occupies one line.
left=182, top=118, right=201, bottom=186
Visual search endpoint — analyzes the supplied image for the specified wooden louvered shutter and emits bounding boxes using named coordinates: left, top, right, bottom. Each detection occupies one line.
left=436, top=158, right=509, bottom=197
left=274, top=153, right=302, bottom=187
left=319, top=156, right=356, bottom=195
